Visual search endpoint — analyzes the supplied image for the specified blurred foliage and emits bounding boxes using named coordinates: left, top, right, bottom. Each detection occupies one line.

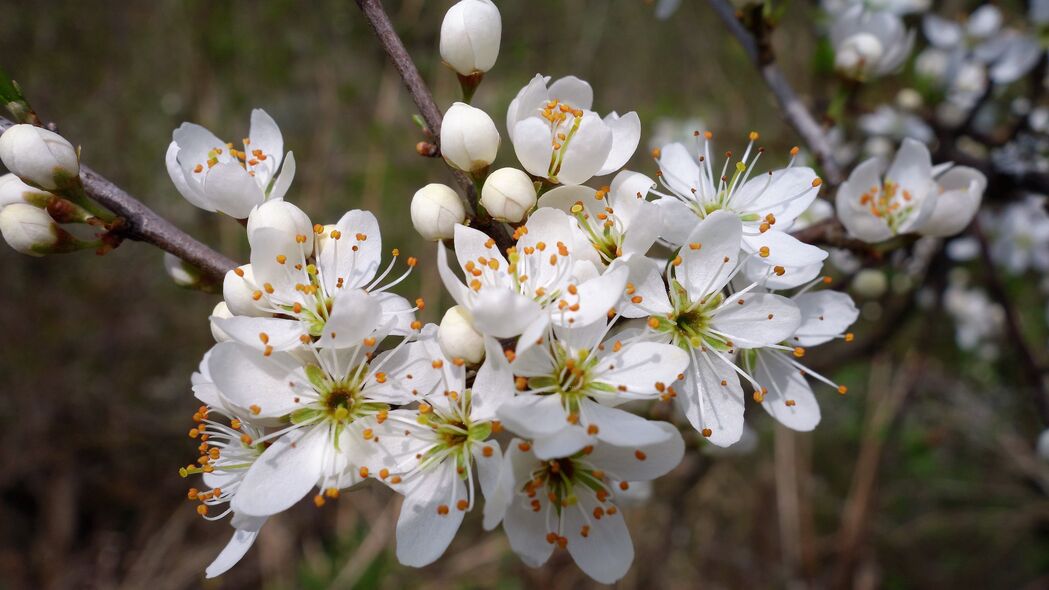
left=1, top=1, right=1049, bottom=589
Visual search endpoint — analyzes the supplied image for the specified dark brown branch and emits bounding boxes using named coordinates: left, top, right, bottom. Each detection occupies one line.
left=354, top=0, right=512, bottom=252
left=706, top=0, right=844, bottom=187
left=0, top=116, right=239, bottom=282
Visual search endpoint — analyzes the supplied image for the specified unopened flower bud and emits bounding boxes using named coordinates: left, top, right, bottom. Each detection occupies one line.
left=440, top=102, right=500, bottom=173
left=0, top=173, right=52, bottom=208
left=481, top=167, right=536, bottom=222
left=438, top=305, right=485, bottom=365
left=851, top=268, right=888, bottom=298
left=0, top=202, right=78, bottom=256
left=835, top=33, right=884, bottom=76
left=0, top=124, right=80, bottom=190
left=440, top=0, right=501, bottom=76
left=210, top=301, right=234, bottom=343
left=165, top=252, right=203, bottom=288
left=246, top=199, right=313, bottom=251
left=411, top=183, right=465, bottom=241
left=223, top=264, right=269, bottom=317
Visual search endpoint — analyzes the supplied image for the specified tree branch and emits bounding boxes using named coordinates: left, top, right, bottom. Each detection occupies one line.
left=706, top=0, right=844, bottom=187
left=354, top=0, right=513, bottom=251
left=0, top=116, right=239, bottom=282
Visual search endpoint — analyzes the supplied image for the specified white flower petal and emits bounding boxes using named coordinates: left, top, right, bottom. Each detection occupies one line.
left=678, top=210, right=742, bottom=297
left=232, top=426, right=326, bottom=517
left=711, top=292, right=801, bottom=348
left=596, top=111, right=641, bottom=176
left=206, top=342, right=302, bottom=418
left=395, top=463, right=468, bottom=567
left=754, top=351, right=820, bottom=431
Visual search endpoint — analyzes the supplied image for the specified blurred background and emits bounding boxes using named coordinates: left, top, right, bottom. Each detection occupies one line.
left=2, top=0, right=1049, bottom=588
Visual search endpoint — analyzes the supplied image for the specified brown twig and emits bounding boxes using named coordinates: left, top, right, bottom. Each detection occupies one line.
left=354, top=0, right=512, bottom=251
left=706, top=0, right=844, bottom=187
left=0, top=116, right=238, bottom=282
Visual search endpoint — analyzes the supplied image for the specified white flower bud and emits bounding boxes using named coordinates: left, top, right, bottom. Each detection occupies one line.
left=438, top=305, right=485, bottom=365
left=210, top=301, right=234, bottom=343
left=440, top=0, right=501, bottom=76
left=0, top=124, right=80, bottom=190
left=0, top=173, right=52, bottom=208
left=0, top=203, right=70, bottom=256
left=481, top=167, right=536, bottom=222
left=851, top=269, right=888, bottom=298
left=223, top=264, right=269, bottom=317
left=246, top=199, right=314, bottom=251
left=835, top=33, right=885, bottom=74
left=164, top=253, right=201, bottom=288
left=440, top=102, right=500, bottom=173
left=411, top=183, right=465, bottom=241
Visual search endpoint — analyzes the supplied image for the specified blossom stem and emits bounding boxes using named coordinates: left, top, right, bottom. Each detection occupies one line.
left=354, top=0, right=513, bottom=252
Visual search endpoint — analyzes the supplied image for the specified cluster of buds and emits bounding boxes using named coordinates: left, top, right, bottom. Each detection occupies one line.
left=0, top=124, right=117, bottom=257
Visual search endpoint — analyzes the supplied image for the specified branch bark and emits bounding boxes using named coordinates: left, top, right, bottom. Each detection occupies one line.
left=0, top=116, right=238, bottom=282
left=354, top=0, right=513, bottom=251
left=706, top=0, right=844, bottom=187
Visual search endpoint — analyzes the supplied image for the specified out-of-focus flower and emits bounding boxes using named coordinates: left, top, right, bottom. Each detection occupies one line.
left=411, top=183, right=466, bottom=241
left=440, top=102, right=500, bottom=173
left=822, top=0, right=930, bottom=16
left=943, top=270, right=1003, bottom=358
left=0, top=124, right=80, bottom=191
left=858, top=104, right=934, bottom=145
left=507, top=75, right=640, bottom=185
left=480, top=167, right=536, bottom=222
left=836, top=139, right=986, bottom=241
left=439, top=0, right=501, bottom=76
left=831, top=6, right=914, bottom=80
left=167, top=109, right=295, bottom=219
left=986, top=196, right=1049, bottom=274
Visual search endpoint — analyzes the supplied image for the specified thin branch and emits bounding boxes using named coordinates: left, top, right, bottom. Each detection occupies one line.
left=0, top=116, right=238, bottom=282
left=354, top=0, right=512, bottom=251
left=706, top=0, right=844, bottom=187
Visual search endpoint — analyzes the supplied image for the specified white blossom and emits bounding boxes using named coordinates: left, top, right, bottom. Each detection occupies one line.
left=166, top=109, right=295, bottom=218
left=830, top=6, right=914, bottom=80
left=836, top=138, right=986, bottom=241
left=507, top=75, right=640, bottom=185
left=537, top=170, right=662, bottom=264
left=438, top=208, right=627, bottom=339
left=488, top=434, right=683, bottom=584
left=214, top=202, right=416, bottom=352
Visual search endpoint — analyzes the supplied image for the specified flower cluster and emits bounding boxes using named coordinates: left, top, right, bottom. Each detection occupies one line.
left=15, top=0, right=1049, bottom=583
left=155, top=1, right=864, bottom=582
